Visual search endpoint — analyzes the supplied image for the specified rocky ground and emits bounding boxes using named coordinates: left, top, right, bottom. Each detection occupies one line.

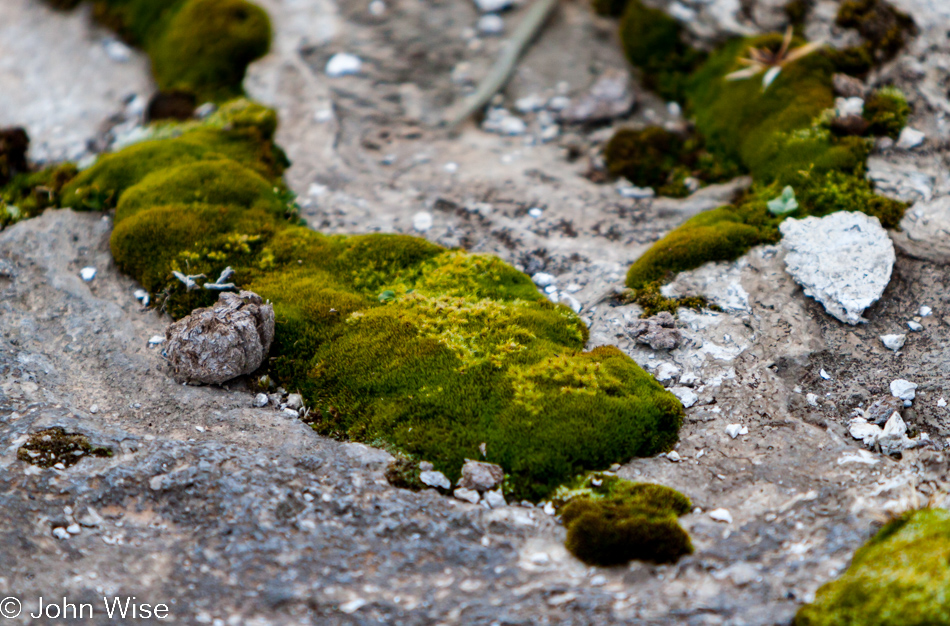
left=3, top=0, right=950, bottom=624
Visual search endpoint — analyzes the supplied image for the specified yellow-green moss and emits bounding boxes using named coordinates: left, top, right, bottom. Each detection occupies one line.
left=794, top=508, right=950, bottom=625
left=618, top=0, right=706, bottom=102
left=553, top=473, right=693, bottom=566
left=16, top=428, right=112, bottom=469
left=65, top=109, right=685, bottom=500
left=624, top=282, right=719, bottom=317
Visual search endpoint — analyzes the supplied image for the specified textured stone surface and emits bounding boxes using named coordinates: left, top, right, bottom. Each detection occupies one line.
left=780, top=212, right=895, bottom=325
left=458, top=460, right=505, bottom=492
left=891, top=196, right=950, bottom=263
left=165, top=291, right=275, bottom=385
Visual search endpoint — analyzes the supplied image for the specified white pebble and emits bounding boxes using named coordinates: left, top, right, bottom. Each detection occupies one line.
left=725, top=423, right=748, bottom=439
left=89, top=404, right=98, bottom=414
left=670, top=386, right=698, bottom=408
left=896, top=127, right=925, bottom=150
left=529, top=552, right=550, bottom=565
left=528, top=207, right=543, bottom=218
left=474, top=0, right=513, bottom=13
left=938, top=398, right=947, bottom=408
left=819, top=369, right=831, bottom=380
left=66, top=523, right=81, bottom=534
left=368, top=0, right=386, bottom=15
left=666, top=450, right=682, bottom=462
left=515, top=95, right=546, bottom=113
left=325, top=53, right=362, bottom=77
left=880, top=334, right=906, bottom=351
left=454, top=487, right=481, bottom=504
left=920, top=305, right=932, bottom=317
left=708, top=508, right=733, bottom=524
left=484, top=490, right=507, bottom=508
left=443, top=162, right=459, bottom=173
left=80, top=267, right=97, bottom=282
left=477, top=13, right=505, bottom=35
left=412, top=211, right=434, bottom=232
left=420, top=470, right=451, bottom=490
left=147, top=335, right=164, bottom=346
left=53, top=527, right=71, bottom=540
left=281, top=408, right=300, bottom=418
left=253, top=393, right=269, bottom=408
left=907, top=321, right=923, bottom=332
left=561, top=294, right=582, bottom=314
left=617, top=185, right=655, bottom=199
left=532, top=272, right=555, bottom=287
left=890, top=379, right=918, bottom=401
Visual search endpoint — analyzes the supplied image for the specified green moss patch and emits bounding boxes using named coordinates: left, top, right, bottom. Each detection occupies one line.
left=794, top=508, right=950, bottom=625
left=618, top=0, right=706, bottom=103
left=553, top=473, right=693, bottom=566
left=83, top=0, right=271, bottom=103
left=1, top=163, right=78, bottom=230
left=17, top=428, right=112, bottom=469
left=59, top=104, right=685, bottom=501
left=863, top=86, right=910, bottom=139
left=623, top=282, right=720, bottom=318
left=615, top=27, right=908, bottom=290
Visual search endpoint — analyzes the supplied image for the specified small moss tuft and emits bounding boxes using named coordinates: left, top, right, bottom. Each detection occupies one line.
left=623, top=282, right=720, bottom=318
left=794, top=508, right=950, bottom=625
left=836, top=0, right=916, bottom=64
left=16, top=428, right=112, bottom=469
left=554, top=473, right=693, bottom=566
left=1, top=163, right=78, bottom=229
left=385, top=456, right=427, bottom=491
left=863, top=86, right=910, bottom=139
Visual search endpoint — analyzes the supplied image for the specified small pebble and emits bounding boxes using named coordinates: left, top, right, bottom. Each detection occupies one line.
left=66, top=523, right=81, bottom=534
left=880, top=334, right=906, bottom=351
left=938, top=398, right=947, bottom=408
left=80, top=267, right=97, bottom=282
left=413, top=211, right=433, bottom=232
left=708, top=508, right=733, bottom=524
left=920, top=305, right=932, bottom=317
left=819, top=369, right=831, bottom=380
left=52, top=527, right=71, bottom=540
left=281, top=408, right=300, bottom=418
left=890, top=379, right=918, bottom=401
left=484, top=490, right=507, bottom=509
left=666, top=450, right=682, bottom=462
left=420, top=470, right=450, bottom=490
left=617, top=185, right=654, bottom=199
left=477, top=14, right=505, bottom=35
left=531, top=272, right=555, bottom=287
left=725, top=423, right=748, bottom=439
left=89, top=404, right=98, bottom=414
left=253, top=393, right=269, bottom=408
left=896, top=127, right=925, bottom=150
left=325, top=53, right=362, bottom=77
left=528, top=207, right=543, bottom=218
left=368, top=0, right=386, bottom=15
left=148, top=335, right=164, bottom=346
left=474, top=0, right=513, bottom=13
left=907, top=321, right=923, bottom=332
left=443, top=162, right=459, bottom=173
left=454, top=487, right=481, bottom=505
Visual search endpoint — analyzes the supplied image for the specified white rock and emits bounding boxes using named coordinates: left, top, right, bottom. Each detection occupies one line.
left=76, top=506, right=103, bottom=528
left=53, top=527, right=71, bottom=540
left=939, top=398, right=947, bottom=408
left=806, top=393, right=819, bottom=406
left=529, top=552, right=550, bottom=565
left=881, top=411, right=907, bottom=438
left=654, top=362, right=681, bottom=382
left=340, top=599, right=367, bottom=614
left=148, top=335, right=164, bottom=345
left=543, top=501, right=556, bottom=516
left=528, top=207, right=543, bottom=218
left=412, top=211, right=433, bottom=232
left=484, top=490, right=507, bottom=508
left=79, top=267, right=97, bottom=281
left=708, top=508, right=733, bottom=524
left=89, top=404, right=98, bottom=414
left=617, top=185, right=655, bottom=199
left=670, top=386, right=698, bottom=409
left=420, top=470, right=451, bottom=490
left=920, top=306, right=932, bottom=317
left=477, top=14, right=505, bottom=35
left=443, top=162, right=459, bottom=173
left=561, top=295, right=582, bottom=314
left=474, top=0, right=513, bottom=12
left=896, top=127, right=925, bottom=149
left=666, top=450, right=682, bottom=462
left=835, top=96, right=864, bottom=117
left=253, top=393, right=269, bottom=407
left=103, top=38, right=132, bottom=63
left=891, top=197, right=950, bottom=263
left=134, top=288, right=149, bottom=302
left=281, top=408, right=300, bottom=418
left=514, top=95, right=546, bottom=113
left=879, top=412, right=910, bottom=455
left=880, top=334, right=906, bottom=351
left=454, top=487, right=481, bottom=504
left=725, top=423, right=748, bottom=439
left=848, top=417, right=882, bottom=446
left=368, top=0, right=386, bottom=15
left=531, top=272, right=555, bottom=287
left=779, top=212, right=895, bottom=325
left=907, top=321, right=923, bottom=332
left=286, top=393, right=304, bottom=410
left=820, top=369, right=832, bottom=380
left=481, top=108, right=526, bottom=135
left=890, top=379, right=918, bottom=401
left=325, top=53, right=362, bottom=77
left=66, top=523, right=81, bottom=535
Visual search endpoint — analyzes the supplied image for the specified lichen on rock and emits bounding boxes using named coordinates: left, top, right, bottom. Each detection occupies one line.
left=17, top=428, right=112, bottom=468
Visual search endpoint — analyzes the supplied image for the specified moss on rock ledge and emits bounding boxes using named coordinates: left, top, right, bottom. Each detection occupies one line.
left=64, top=101, right=684, bottom=501
left=553, top=473, right=693, bottom=566
left=794, top=508, right=950, bottom=625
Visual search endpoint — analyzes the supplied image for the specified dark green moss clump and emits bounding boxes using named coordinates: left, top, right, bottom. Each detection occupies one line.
left=553, top=473, right=692, bottom=566
left=16, top=428, right=112, bottom=469
left=1, top=163, right=78, bottom=230
left=836, top=0, right=916, bottom=64
left=618, top=0, right=706, bottom=102
left=603, top=127, right=740, bottom=197
left=61, top=101, right=685, bottom=501
left=385, top=456, right=427, bottom=491
left=86, top=0, right=271, bottom=103
left=863, top=86, right=910, bottom=139
left=794, top=508, right=950, bottom=625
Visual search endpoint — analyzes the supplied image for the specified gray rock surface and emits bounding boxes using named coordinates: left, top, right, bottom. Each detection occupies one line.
left=165, top=291, right=275, bottom=385
left=458, top=460, right=505, bottom=492
left=780, top=212, right=895, bottom=325
left=891, top=196, right=950, bottom=263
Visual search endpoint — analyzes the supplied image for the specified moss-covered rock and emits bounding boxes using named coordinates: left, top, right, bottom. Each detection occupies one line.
left=553, top=473, right=693, bottom=566
left=63, top=105, right=686, bottom=501
left=16, top=428, right=112, bottom=469
left=835, top=0, right=916, bottom=64
left=620, top=28, right=907, bottom=290
left=794, top=508, right=950, bottom=625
